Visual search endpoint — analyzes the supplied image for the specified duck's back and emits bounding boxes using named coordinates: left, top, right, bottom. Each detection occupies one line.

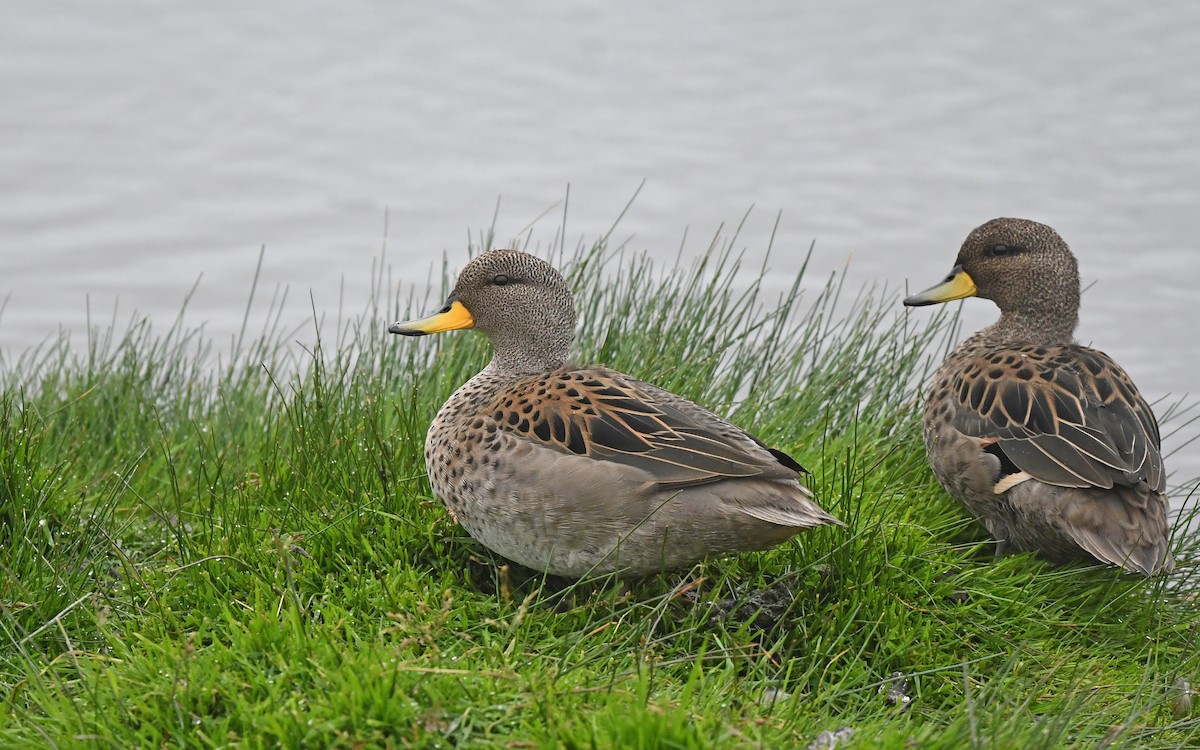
left=922, top=335, right=1172, bottom=574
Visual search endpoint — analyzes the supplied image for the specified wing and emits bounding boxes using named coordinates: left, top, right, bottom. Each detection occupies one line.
left=948, top=345, right=1164, bottom=492
left=484, top=366, right=800, bottom=490
left=627, top=376, right=811, bottom=474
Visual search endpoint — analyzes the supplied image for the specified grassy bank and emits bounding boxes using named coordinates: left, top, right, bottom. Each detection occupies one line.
left=2, top=235, right=1198, bottom=749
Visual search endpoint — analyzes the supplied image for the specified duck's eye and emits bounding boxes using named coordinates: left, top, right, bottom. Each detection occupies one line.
left=492, top=274, right=511, bottom=286
left=985, top=244, right=1014, bottom=257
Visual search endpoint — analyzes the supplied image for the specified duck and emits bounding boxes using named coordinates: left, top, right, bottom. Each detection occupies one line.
left=903, top=217, right=1173, bottom=575
left=390, top=249, right=840, bottom=578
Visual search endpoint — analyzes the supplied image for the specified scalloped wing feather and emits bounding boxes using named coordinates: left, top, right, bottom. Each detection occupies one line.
left=949, top=346, right=1164, bottom=492
left=485, top=367, right=799, bottom=490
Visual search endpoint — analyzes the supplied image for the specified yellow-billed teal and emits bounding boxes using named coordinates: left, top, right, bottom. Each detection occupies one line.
left=391, top=249, right=840, bottom=578
left=904, top=218, right=1173, bottom=575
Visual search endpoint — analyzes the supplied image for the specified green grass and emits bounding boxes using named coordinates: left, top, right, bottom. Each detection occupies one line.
left=2, top=229, right=1199, bottom=749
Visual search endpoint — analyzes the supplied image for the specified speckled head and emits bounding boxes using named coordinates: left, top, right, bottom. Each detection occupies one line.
left=904, top=218, right=1082, bottom=344
left=389, top=250, right=578, bottom=373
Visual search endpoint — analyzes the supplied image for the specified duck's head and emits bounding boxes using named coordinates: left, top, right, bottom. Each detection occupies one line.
left=390, top=250, right=577, bottom=371
left=904, top=218, right=1081, bottom=341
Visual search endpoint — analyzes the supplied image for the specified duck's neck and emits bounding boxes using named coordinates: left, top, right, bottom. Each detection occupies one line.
left=984, top=303, right=1079, bottom=347
left=484, top=329, right=572, bottom=377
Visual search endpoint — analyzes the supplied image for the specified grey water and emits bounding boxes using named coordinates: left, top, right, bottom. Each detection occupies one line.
left=2, top=2, right=1198, bottom=484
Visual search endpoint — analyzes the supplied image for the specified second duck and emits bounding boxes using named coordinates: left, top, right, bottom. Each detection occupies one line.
left=904, top=218, right=1173, bottom=575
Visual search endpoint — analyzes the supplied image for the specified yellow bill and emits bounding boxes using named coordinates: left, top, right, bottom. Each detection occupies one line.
left=388, top=296, right=475, bottom=336
left=903, top=265, right=977, bottom=307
